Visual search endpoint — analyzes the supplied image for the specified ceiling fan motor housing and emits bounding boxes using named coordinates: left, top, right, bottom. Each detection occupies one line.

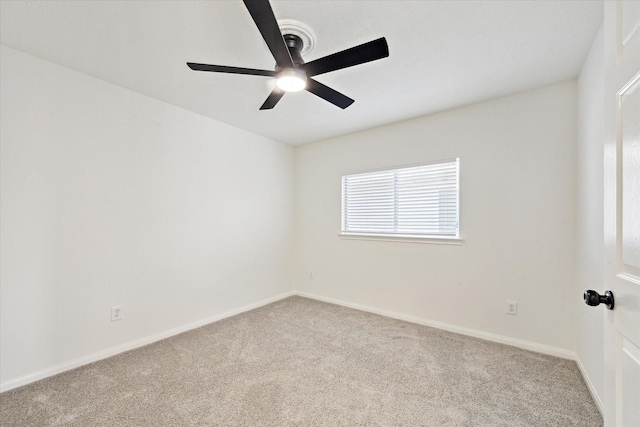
left=283, top=34, right=305, bottom=66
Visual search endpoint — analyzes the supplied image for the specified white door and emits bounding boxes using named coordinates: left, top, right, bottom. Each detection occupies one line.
left=603, top=1, right=640, bottom=426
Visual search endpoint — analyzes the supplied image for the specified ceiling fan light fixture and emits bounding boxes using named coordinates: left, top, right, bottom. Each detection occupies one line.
left=186, top=0, right=388, bottom=109
left=276, top=68, right=307, bottom=92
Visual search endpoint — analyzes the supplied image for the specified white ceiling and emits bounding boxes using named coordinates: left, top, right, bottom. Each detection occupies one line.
left=0, top=0, right=603, bottom=146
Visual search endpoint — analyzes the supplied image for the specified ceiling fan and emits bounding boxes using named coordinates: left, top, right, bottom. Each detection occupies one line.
left=187, top=0, right=389, bottom=110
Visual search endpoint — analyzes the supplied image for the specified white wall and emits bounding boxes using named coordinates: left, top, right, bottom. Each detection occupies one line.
left=0, top=40, right=593, bottom=391
left=575, top=25, right=604, bottom=409
left=0, top=46, right=294, bottom=386
left=294, top=81, right=577, bottom=351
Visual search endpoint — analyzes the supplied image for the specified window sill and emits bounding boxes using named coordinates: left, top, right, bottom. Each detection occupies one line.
left=338, top=233, right=464, bottom=245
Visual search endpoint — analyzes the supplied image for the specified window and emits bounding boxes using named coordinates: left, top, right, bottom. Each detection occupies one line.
left=341, top=159, right=459, bottom=240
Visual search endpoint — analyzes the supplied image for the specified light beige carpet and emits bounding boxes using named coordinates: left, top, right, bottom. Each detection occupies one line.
left=1, top=296, right=602, bottom=426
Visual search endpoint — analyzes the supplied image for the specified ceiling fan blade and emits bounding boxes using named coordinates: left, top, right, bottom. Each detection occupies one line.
left=242, top=0, right=294, bottom=69
left=301, top=37, right=389, bottom=77
left=187, top=63, right=275, bottom=77
left=259, top=89, right=285, bottom=110
left=306, top=79, right=354, bottom=109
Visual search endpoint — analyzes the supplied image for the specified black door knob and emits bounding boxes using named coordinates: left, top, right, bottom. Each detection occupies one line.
left=583, top=290, right=614, bottom=310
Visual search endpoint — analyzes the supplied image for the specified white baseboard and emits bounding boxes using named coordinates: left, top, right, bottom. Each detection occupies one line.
left=0, top=291, right=296, bottom=393
left=295, top=291, right=576, bottom=360
left=2, top=290, right=594, bottom=399
left=575, top=355, right=604, bottom=416
left=300, top=291, right=609, bottom=415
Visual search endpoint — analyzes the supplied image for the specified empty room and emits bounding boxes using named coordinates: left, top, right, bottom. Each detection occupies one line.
left=1, top=0, right=639, bottom=426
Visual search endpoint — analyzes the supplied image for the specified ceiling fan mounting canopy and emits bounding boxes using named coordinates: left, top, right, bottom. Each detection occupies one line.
left=278, top=19, right=316, bottom=56
left=186, top=0, right=389, bottom=110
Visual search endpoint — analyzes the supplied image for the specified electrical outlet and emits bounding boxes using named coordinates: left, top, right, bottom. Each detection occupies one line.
left=308, top=271, right=314, bottom=280
left=506, top=301, right=517, bottom=315
left=111, top=305, right=123, bottom=321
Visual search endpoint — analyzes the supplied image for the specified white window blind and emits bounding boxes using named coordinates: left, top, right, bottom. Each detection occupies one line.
left=341, top=159, right=459, bottom=238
